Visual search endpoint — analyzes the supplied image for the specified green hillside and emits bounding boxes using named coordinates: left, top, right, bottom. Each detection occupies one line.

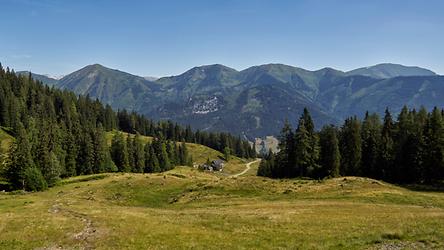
left=0, top=168, right=443, bottom=249
left=29, top=62, right=443, bottom=137
left=105, top=131, right=249, bottom=174
left=57, top=64, right=158, bottom=111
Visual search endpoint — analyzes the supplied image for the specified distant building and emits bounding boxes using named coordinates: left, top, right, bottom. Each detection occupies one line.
left=200, top=164, right=213, bottom=171
left=199, top=159, right=225, bottom=172
left=211, top=159, right=224, bottom=171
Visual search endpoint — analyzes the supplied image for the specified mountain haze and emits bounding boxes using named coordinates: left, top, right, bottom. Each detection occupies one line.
left=17, top=71, right=59, bottom=86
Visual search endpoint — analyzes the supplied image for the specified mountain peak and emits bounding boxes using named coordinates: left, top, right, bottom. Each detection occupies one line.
left=83, top=63, right=109, bottom=71
left=346, top=63, right=436, bottom=78
left=254, top=63, right=297, bottom=70
left=58, top=63, right=153, bottom=111
left=190, top=64, right=238, bottom=73
left=177, top=64, right=238, bottom=80
left=315, top=67, right=345, bottom=75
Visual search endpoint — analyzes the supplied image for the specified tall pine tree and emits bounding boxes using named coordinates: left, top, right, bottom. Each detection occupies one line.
left=319, top=125, right=341, bottom=178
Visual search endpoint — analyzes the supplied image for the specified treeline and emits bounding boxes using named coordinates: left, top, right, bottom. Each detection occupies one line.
left=0, top=64, right=254, bottom=159
left=116, top=110, right=256, bottom=159
left=0, top=64, right=251, bottom=191
left=258, top=107, right=444, bottom=184
left=110, top=132, right=192, bottom=173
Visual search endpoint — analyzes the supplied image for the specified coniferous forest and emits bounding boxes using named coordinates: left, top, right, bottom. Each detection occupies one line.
left=0, top=64, right=255, bottom=191
left=258, top=107, right=444, bottom=184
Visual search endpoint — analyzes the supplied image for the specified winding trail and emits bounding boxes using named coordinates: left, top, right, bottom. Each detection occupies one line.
left=231, top=158, right=261, bottom=177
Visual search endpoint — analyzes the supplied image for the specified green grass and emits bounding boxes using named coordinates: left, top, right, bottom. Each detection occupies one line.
left=59, top=174, right=110, bottom=185
left=0, top=128, right=14, bottom=182
left=0, top=127, right=14, bottom=153
left=1, top=166, right=443, bottom=249
left=1, top=130, right=443, bottom=248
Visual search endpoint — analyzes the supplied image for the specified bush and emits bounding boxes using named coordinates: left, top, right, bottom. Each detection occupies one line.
left=24, top=167, right=48, bottom=191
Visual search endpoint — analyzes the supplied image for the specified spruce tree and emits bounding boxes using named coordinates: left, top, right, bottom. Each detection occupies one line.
left=302, top=107, right=315, bottom=135
left=78, top=129, right=94, bottom=175
left=92, top=124, right=113, bottom=173
left=339, top=116, right=362, bottom=176
left=150, top=145, right=160, bottom=172
left=64, top=131, right=78, bottom=177
left=379, top=109, right=395, bottom=180
left=361, top=112, right=381, bottom=178
left=7, top=122, right=45, bottom=190
left=166, top=141, right=176, bottom=166
left=319, top=125, right=341, bottom=178
left=257, top=159, right=270, bottom=177
left=276, top=120, right=295, bottom=177
left=37, top=121, right=63, bottom=186
left=423, top=107, right=444, bottom=182
left=223, top=147, right=231, bottom=162
left=174, top=142, right=180, bottom=165
left=302, top=108, right=320, bottom=177
left=294, top=118, right=312, bottom=177
left=126, top=135, right=135, bottom=170
left=144, top=142, right=152, bottom=172
left=133, top=133, right=145, bottom=173
left=179, top=142, right=191, bottom=166
left=110, top=132, right=129, bottom=172
left=159, top=141, right=171, bottom=171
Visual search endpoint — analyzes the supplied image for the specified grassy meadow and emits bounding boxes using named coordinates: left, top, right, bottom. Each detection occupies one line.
left=0, top=130, right=442, bottom=249
left=1, top=162, right=444, bottom=249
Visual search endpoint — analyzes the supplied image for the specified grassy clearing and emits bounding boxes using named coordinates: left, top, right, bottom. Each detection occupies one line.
left=105, top=130, right=153, bottom=145
left=0, top=165, right=443, bottom=249
left=0, top=128, right=14, bottom=183
left=105, top=131, right=249, bottom=174
left=0, top=127, right=14, bottom=154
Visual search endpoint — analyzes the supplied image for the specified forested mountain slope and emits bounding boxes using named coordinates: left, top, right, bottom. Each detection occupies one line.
left=0, top=64, right=254, bottom=191
left=24, top=63, right=443, bottom=138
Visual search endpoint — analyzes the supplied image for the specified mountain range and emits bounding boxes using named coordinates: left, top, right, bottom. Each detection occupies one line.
left=19, top=63, right=443, bottom=138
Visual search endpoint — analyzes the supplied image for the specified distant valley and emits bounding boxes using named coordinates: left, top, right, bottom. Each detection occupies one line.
left=18, top=63, right=443, bottom=139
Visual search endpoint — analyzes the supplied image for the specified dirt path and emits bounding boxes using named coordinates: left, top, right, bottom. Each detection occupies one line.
left=230, top=158, right=261, bottom=177
left=48, top=201, right=97, bottom=250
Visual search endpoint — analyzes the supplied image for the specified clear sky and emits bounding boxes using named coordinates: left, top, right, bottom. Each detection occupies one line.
left=1, top=0, right=443, bottom=77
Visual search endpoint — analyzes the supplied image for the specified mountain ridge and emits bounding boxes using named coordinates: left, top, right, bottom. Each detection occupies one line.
left=19, top=62, right=443, bottom=138
left=57, top=64, right=160, bottom=111
left=17, top=71, right=59, bottom=86
left=345, top=63, right=436, bottom=79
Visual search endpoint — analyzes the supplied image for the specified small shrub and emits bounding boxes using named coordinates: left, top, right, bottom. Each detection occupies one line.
left=8, top=190, right=26, bottom=195
left=24, top=167, right=47, bottom=191
left=381, top=232, right=403, bottom=240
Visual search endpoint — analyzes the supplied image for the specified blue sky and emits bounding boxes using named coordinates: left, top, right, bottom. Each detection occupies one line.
left=1, top=0, right=443, bottom=77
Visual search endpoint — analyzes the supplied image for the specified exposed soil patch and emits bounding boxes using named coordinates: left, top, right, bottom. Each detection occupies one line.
left=48, top=202, right=97, bottom=250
